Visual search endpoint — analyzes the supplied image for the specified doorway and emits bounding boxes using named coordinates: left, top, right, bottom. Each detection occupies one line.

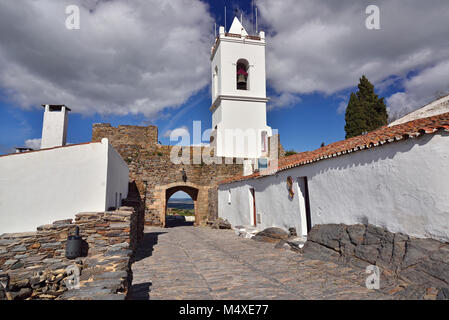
left=296, top=177, right=312, bottom=236
left=249, top=188, right=256, bottom=226
left=165, top=186, right=198, bottom=228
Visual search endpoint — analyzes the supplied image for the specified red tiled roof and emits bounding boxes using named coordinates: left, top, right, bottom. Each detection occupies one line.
left=219, top=111, right=449, bottom=185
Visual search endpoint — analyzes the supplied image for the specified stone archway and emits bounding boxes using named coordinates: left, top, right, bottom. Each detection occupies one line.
left=165, top=185, right=198, bottom=226
left=151, top=182, right=209, bottom=227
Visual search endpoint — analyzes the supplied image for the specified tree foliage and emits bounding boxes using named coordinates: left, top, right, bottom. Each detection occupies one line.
left=344, top=75, right=388, bottom=138
left=284, top=149, right=297, bottom=156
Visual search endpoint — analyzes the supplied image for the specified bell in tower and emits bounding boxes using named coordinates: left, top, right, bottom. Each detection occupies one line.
left=236, top=60, right=248, bottom=90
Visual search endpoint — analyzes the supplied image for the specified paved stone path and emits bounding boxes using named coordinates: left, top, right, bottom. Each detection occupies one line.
left=130, top=226, right=396, bottom=300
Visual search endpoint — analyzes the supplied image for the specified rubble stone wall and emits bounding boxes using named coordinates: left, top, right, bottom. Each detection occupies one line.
left=0, top=206, right=139, bottom=300
left=304, top=223, right=449, bottom=290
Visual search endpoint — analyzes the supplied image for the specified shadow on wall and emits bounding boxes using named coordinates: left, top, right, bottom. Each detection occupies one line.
left=249, top=131, right=441, bottom=195
left=314, top=130, right=438, bottom=174
left=81, top=239, right=89, bottom=257
left=129, top=231, right=166, bottom=300
left=130, top=282, right=152, bottom=300
left=132, top=232, right=166, bottom=263
left=123, top=181, right=145, bottom=244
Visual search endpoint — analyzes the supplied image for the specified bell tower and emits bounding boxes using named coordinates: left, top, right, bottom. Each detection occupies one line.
left=210, top=17, right=272, bottom=160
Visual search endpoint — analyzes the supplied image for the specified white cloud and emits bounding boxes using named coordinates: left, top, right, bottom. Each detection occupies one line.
left=24, top=138, right=41, bottom=149
left=387, top=60, right=449, bottom=120
left=337, top=100, right=349, bottom=115
left=0, top=0, right=214, bottom=118
left=163, top=126, right=189, bottom=139
left=3, top=0, right=449, bottom=120
left=256, top=0, right=449, bottom=111
left=268, top=92, right=301, bottom=110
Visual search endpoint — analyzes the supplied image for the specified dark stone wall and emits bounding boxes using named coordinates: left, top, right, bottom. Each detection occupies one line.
left=304, top=223, right=449, bottom=295
left=0, top=206, right=139, bottom=300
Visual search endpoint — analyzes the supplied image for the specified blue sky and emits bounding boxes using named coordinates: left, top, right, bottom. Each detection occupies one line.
left=1, top=1, right=449, bottom=198
left=0, top=72, right=405, bottom=154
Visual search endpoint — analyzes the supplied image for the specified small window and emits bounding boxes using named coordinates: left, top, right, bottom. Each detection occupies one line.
left=258, top=158, right=268, bottom=170
left=228, top=190, right=232, bottom=204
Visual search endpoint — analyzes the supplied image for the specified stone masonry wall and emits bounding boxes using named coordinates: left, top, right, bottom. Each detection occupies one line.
left=92, top=123, right=244, bottom=226
left=303, top=223, right=449, bottom=299
left=0, top=206, right=139, bottom=300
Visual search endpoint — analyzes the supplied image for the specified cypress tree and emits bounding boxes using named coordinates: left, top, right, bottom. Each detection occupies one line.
left=344, top=92, right=366, bottom=138
left=344, top=75, right=388, bottom=138
left=357, top=75, right=388, bottom=131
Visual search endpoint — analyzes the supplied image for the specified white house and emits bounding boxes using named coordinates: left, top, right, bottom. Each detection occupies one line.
left=209, top=17, right=272, bottom=162
left=218, top=110, right=449, bottom=242
left=0, top=105, right=129, bottom=235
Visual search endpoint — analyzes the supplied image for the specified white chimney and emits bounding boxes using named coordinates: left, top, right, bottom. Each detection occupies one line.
left=40, top=105, right=71, bottom=149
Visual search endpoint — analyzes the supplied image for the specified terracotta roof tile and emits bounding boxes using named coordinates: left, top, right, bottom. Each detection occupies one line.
left=219, top=111, right=449, bottom=185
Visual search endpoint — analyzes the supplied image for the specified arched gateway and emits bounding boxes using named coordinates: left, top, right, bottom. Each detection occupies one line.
left=165, top=184, right=198, bottom=225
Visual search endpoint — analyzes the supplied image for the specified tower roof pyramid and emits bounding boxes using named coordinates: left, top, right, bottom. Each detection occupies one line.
left=228, top=16, right=248, bottom=36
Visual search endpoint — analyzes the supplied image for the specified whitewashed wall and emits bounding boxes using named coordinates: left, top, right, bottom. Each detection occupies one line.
left=210, top=27, right=271, bottom=159
left=106, top=144, right=130, bottom=210
left=0, top=138, right=129, bottom=234
left=211, top=30, right=267, bottom=102
left=219, top=132, right=449, bottom=241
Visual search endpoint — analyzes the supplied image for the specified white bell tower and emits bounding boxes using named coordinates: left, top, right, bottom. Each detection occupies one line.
left=210, top=17, right=272, bottom=160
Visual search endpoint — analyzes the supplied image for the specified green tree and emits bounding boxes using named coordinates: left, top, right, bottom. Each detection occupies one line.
left=344, top=92, right=367, bottom=138
left=284, top=149, right=297, bottom=156
left=345, top=75, right=388, bottom=138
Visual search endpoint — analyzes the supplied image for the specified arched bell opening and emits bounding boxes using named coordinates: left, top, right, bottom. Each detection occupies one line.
left=236, top=59, right=249, bottom=90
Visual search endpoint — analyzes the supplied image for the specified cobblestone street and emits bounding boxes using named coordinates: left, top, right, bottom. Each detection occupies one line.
left=130, top=226, right=398, bottom=300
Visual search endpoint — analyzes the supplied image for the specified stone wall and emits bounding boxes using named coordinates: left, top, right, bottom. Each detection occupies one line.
left=92, top=123, right=244, bottom=226
left=0, top=206, right=139, bottom=300
left=303, top=223, right=449, bottom=297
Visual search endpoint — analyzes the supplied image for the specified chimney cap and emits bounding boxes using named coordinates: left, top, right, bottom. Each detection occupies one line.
left=41, top=104, right=71, bottom=111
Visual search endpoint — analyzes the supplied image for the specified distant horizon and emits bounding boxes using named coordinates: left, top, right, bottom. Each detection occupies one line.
left=167, top=197, right=194, bottom=202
